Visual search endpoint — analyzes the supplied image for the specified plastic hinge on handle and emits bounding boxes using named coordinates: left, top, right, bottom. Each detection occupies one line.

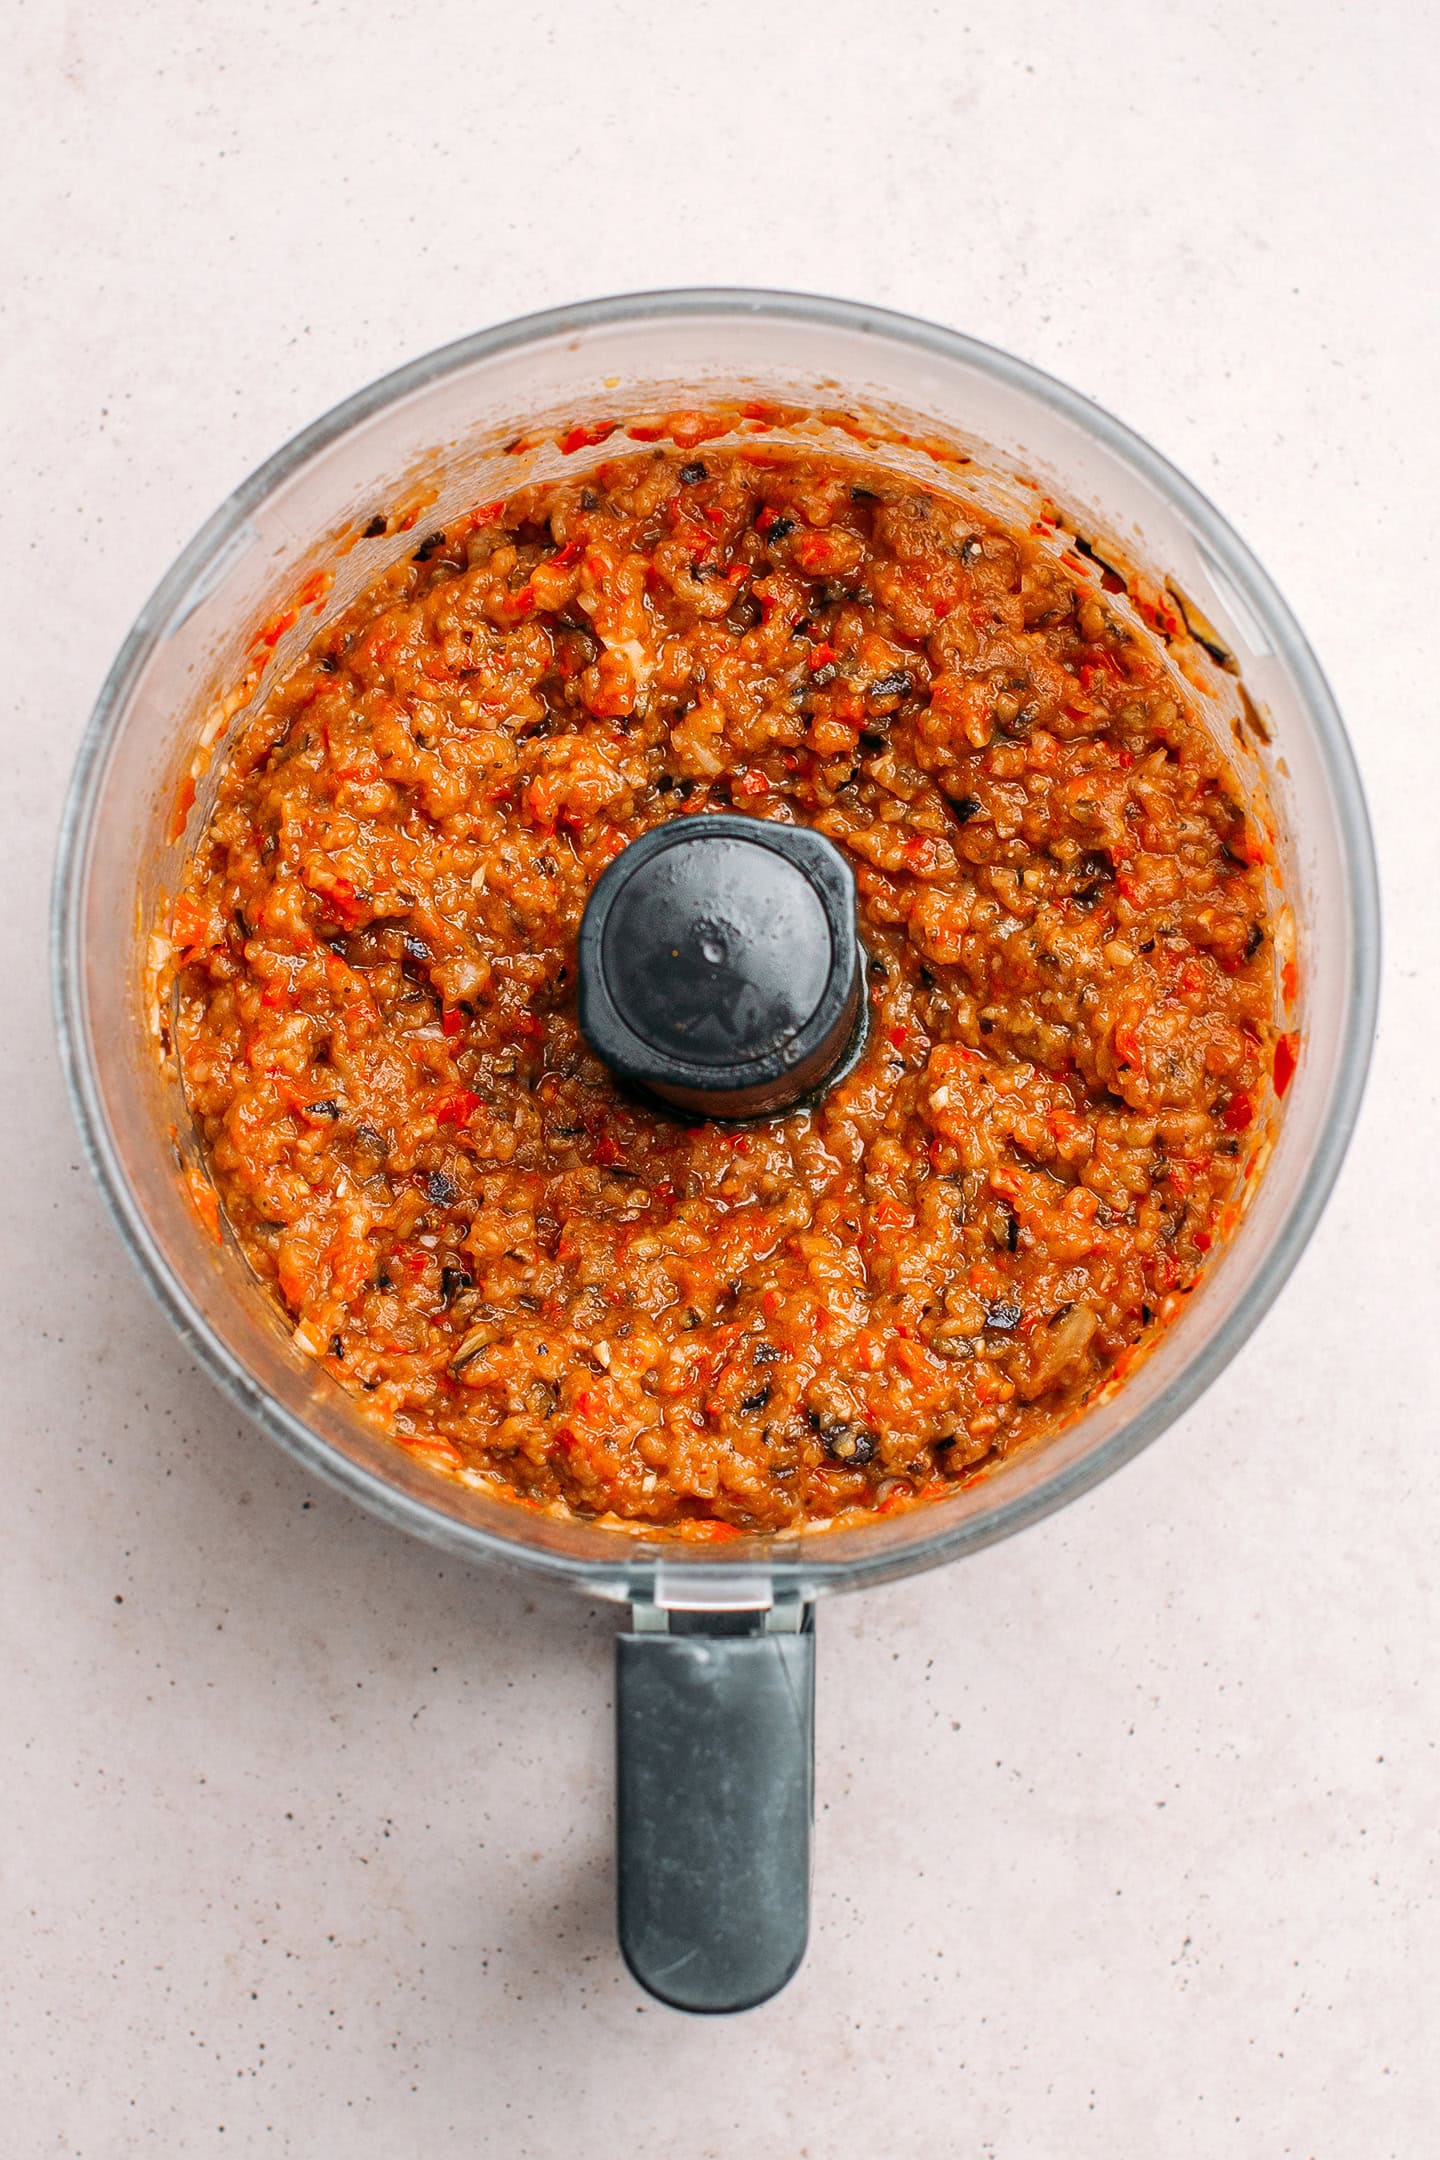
left=615, top=1607, right=816, bottom=2013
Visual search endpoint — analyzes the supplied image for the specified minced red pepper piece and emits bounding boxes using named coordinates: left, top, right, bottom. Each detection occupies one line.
left=434, top=1089, right=480, bottom=1127
left=558, top=420, right=616, bottom=456
left=1274, top=1033, right=1299, bottom=1096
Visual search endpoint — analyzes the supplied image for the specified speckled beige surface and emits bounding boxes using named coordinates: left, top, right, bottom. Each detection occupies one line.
left=6, top=2, right=1437, bottom=2152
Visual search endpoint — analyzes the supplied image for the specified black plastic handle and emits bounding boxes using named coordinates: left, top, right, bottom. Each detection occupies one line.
left=616, top=1609, right=815, bottom=2013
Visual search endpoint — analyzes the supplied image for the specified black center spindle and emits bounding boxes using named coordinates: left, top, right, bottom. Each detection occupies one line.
left=576, top=814, right=862, bottom=1119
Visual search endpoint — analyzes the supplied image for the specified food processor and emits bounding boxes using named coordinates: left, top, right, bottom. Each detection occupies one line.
left=53, top=290, right=1379, bottom=2012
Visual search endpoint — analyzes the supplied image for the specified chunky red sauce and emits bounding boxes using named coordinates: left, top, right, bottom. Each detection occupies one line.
left=170, top=442, right=1277, bottom=1533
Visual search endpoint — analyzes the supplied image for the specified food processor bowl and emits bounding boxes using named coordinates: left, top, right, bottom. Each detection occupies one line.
left=53, top=290, right=1379, bottom=2011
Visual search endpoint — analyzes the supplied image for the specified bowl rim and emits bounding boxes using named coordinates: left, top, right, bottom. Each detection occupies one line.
left=51, top=285, right=1381, bottom=1600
